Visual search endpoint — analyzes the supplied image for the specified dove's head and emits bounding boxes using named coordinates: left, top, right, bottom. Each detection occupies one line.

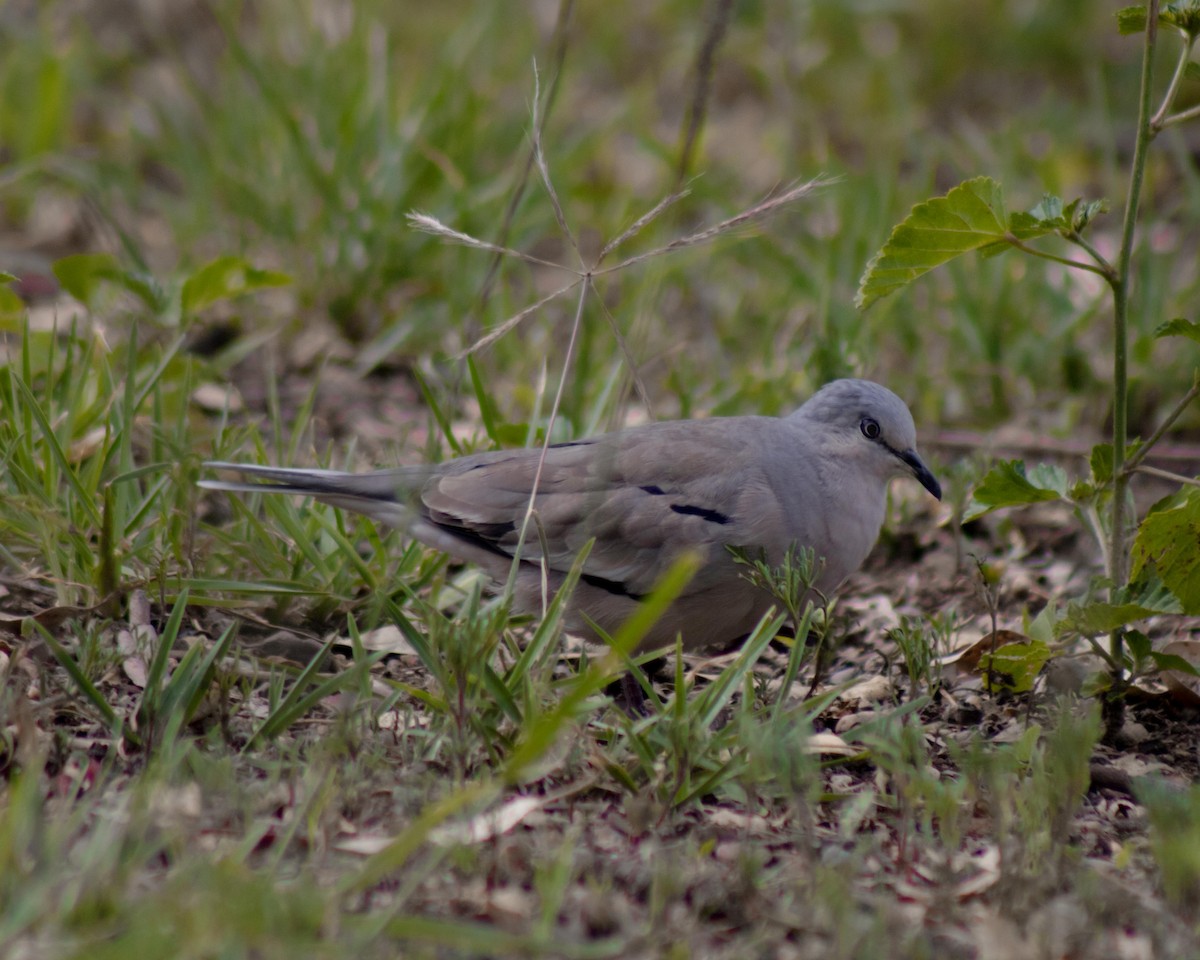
left=793, top=379, right=942, bottom=500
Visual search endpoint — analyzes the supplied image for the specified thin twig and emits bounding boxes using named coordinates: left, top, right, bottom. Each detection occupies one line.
left=1150, top=31, right=1196, bottom=131
left=1124, top=377, right=1200, bottom=472
left=1162, top=101, right=1200, bottom=129
left=1132, top=464, right=1200, bottom=488
left=1065, top=231, right=1116, bottom=277
left=1004, top=236, right=1113, bottom=278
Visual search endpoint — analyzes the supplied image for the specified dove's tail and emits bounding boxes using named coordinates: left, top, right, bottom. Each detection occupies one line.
left=199, top=461, right=426, bottom=527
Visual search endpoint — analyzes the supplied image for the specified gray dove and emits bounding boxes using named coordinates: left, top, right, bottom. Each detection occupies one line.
left=201, top=379, right=940, bottom=651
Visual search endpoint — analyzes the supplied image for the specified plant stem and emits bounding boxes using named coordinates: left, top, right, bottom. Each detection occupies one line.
left=1133, top=465, right=1200, bottom=488
left=1150, top=32, right=1196, bottom=132
left=1124, top=377, right=1200, bottom=472
left=1106, top=0, right=1159, bottom=726
left=1065, top=231, right=1116, bottom=277
left=1003, top=236, right=1112, bottom=278
left=1162, top=101, right=1200, bottom=129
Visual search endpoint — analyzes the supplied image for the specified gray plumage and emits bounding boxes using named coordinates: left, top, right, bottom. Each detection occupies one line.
left=200, top=378, right=940, bottom=651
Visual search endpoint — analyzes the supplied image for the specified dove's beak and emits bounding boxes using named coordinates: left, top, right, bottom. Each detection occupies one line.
left=899, top=450, right=942, bottom=501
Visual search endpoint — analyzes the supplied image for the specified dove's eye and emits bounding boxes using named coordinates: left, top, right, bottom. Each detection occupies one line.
left=860, top=418, right=881, bottom=440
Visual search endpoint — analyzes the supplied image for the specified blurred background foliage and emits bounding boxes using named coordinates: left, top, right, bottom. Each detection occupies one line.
left=2, top=0, right=1199, bottom=440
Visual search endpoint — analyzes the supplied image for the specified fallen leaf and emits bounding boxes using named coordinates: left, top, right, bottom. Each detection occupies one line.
left=192, top=382, right=244, bottom=413
left=1160, top=639, right=1200, bottom=706
left=805, top=731, right=858, bottom=756
left=428, top=794, right=546, bottom=846
left=839, top=675, right=893, bottom=706
left=0, top=600, right=114, bottom=636
left=357, top=624, right=419, bottom=656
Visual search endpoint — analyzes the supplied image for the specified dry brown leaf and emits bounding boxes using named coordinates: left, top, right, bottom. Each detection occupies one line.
left=0, top=600, right=113, bottom=636
left=1160, top=639, right=1200, bottom=706
left=939, top=629, right=1030, bottom=675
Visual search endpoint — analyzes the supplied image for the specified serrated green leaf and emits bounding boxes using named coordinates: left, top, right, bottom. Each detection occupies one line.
left=981, top=639, right=1052, bottom=693
left=181, top=256, right=291, bottom=314
left=1155, top=318, right=1200, bottom=343
left=1118, top=2, right=1200, bottom=36
left=1090, top=443, right=1115, bottom=485
left=1164, top=2, right=1200, bottom=36
left=1027, top=462, right=1070, bottom=495
left=1071, top=199, right=1108, bottom=232
left=1120, top=573, right=1184, bottom=611
left=1010, top=195, right=1107, bottom=239
left=1069, top=478, right=1100, bottom=502
left=963, top=459, right=1068, bottom=521
left=1027, top=194, right=1064, bottom=224
left=1117, top=6, right=1147, bottom=34
left=1058, top=601, right=1160, bottom=636
left=1131, top=489, right=1200, bottom=613
left=856, top=177, right=1040, bottom=309
left=53, top=252, right=122, bottom=308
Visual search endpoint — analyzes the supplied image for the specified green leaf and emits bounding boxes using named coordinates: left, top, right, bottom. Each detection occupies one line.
left=1090, top=443, right=1115, bottom=485
left=1155, top=318, right=1200, bottom=343
left=963, top=459, right=1068, bottom=521
left=0, top=285, right=24, bottom=315
left=1164, top=2, right=1200, bottom=37
left=856, top=177, right=1037, bottom=308
left=1118, top=3, right=1200, bottom=36
left=1117, top=6, right=1147, bottom=34
left=1080, top=670, right=1113, bottom=697
left=1025, top=601, right=1058, bottom=645
left=1186, top=61, right=1200, bottom=82
left=1131, top=489, right=1200, bottom=614
left=0, top=271, right=17, bottom=283
left=494, top=422, right=543, bottom=447
left=1150, top=651, right=1200, bottom=676
left=181, top=256, right=291, bottom=314
left=981, top=639, right=1052, bottom=693
left=1126, top=629, right=1152, bottom=664
left=53, top=252, right=122, bottom=307
left=1070, top=198, right=1108, bottom=232
left=1121, top=573, right=1184, bottom=611
left=1057, top=591, right=1181, bottom=637
left=467, top=354, right=503, bottom=444
left=1026, top=194, right=1064, bottom=225
left=1010, top=195, right=1107, bottom=239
